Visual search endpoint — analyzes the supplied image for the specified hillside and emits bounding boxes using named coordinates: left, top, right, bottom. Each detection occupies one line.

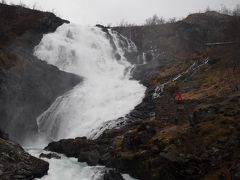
left=0, top=3, right=239, bottom=180
left=114, top=11, right=240, bottom=85
left=48, top=11, right=240, bottom=180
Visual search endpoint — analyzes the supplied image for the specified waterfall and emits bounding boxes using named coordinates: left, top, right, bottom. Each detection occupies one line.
left=33, top=24, right=146, bottom=142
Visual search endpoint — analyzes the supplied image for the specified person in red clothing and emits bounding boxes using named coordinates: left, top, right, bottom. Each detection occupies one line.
left=176, top=91, right=183, bottom=104
left=174, top=91, right=184, bottom=124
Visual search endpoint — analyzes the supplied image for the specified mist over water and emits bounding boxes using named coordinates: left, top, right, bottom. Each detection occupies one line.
left=34, top=24, right=146, bottom=142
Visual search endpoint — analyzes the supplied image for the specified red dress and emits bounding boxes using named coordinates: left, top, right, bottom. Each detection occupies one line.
left=176, top=92, right=183, bottom=102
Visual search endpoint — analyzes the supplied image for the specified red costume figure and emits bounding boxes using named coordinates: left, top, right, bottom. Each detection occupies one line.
left=176, top=91, right=183, bottom=103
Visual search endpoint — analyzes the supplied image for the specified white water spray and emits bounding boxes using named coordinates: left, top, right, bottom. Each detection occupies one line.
left=34, top=24, right=146, bottom=141
left=28, top=149, right=137, bottom=180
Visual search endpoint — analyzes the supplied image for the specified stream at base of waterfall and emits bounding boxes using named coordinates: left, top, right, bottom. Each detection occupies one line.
left=28, top=149, right=137, bottom=180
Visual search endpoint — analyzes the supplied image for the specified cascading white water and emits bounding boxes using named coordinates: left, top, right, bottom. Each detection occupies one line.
left=29, top=149, right=137, bottom=180
left=34, top=23, right=146, bottom=141
left=28, top=23, right=144, bottom=180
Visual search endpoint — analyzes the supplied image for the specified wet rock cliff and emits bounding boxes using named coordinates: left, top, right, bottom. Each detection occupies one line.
left=0, top=3, right=81, bottom=143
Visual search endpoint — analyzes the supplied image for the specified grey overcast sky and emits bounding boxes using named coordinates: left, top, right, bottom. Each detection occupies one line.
left=6, top=0, right=240, bottom=25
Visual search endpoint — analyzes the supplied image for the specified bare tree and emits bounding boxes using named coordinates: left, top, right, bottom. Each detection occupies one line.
left=145, top=14, right=165, bottom=26
left=106, top=23, right=112, bottom=27
left=233, top=4, right=240, bottom=16
left=117, top=19, right=136, bottom=27
left=205, top=6, right=211, bottom=12
left=1, top=0, right=7, bottom=4
left=220, top=4, right=232, bottom=15
left=168, top=17, right=177, bottom=23
left=18, top=1, right=27, bottom=8
left=32, top=2, right=37, bottom=10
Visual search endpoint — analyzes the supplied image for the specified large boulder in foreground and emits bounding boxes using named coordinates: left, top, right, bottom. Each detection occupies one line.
left=0, top=138, right=49, bottom=179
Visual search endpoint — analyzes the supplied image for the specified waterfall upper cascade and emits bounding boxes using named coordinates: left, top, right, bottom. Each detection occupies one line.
left=34, top=24, right=146, bottom=141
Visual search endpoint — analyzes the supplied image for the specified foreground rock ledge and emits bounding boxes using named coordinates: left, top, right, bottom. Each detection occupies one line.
left=0, top=138, right=49, bottom=179
left=45, top=136, right=182, bottom=180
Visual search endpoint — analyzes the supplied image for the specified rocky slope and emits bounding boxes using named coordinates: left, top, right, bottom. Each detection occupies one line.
left=0, top=3, right=81, bottom=143
left=114, top=11, right=240, bottom=85
left=0, top=134, right=49, bottom=179
left=46, top=11, right=240, bottom=180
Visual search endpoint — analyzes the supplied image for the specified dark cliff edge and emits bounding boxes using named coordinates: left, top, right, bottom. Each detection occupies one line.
left=47, top=11, right=240, bottom=180
left=0, top=3, right=81, bottom=143
left=0, top=4, right=82, bottom=179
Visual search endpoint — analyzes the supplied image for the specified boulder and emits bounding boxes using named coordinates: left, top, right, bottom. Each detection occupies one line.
left=122, top=126, right=156, bottom=150
left=0, top=138, right=49, bottom=179
left=45, top=137, right=90, bottom=157
left=78, top=149, right=100, bottom=166
left=103, top=169, right=124, bottom=180
left=0, top=129, right=8, bottom=140
left=39, top=152, right=61, bottom=159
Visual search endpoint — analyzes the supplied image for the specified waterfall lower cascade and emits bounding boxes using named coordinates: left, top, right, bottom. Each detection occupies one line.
left=29, top=24, right=145, bottom=180
left=34, top=24, right=146, bottom=141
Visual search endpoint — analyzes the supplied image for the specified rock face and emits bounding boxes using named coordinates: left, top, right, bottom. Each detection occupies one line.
left=0, top=138, right=49, bottom=179
left=0, top=3, right=81, bottom=142
left=45, top=137, right=116, bottom=166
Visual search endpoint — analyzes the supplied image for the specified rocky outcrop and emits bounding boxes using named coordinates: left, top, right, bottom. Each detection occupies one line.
left=0, top=3, right=81, bottom=142
left=45, top=137, right=116, bottom=166
left=103, top=169, right=124, bottom=180
left=45, top=134, right=185, bottom=180
left=0, top=129, right=8, bottom=140
left=45, top=122, right=184, bottom=180
left=0, top=138, right=49, bottom=179
left=39, top=152, right=61, bottom=159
